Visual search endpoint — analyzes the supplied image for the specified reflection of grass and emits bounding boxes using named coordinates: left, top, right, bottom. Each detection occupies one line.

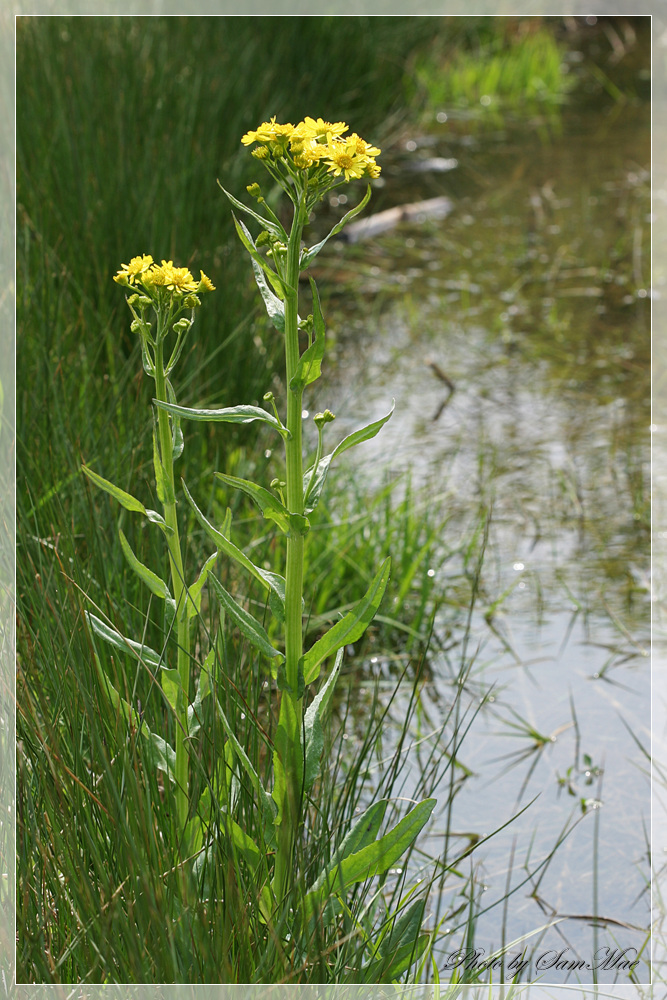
left=413, top=22, right=576, bottom=115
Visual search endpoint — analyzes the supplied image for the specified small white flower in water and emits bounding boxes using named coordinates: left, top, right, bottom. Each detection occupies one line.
left=370, top=656, right=378, bottom=664
left=240, top=713, right=246, bottom=721
left=264, top=449, right=272, bottom=458
left=302, top=409, right=309, bottom=419
left=513, top=562, right=524, bottom=571
left=427, top=568, right=435, bottom=577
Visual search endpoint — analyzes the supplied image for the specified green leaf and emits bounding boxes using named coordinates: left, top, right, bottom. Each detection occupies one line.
left=118, top=528, right=170, bottom=601
left=187, top=551, right=218, bottom=620
left=302, top=557, right=390, bottom=685
left=82, top=465, right=147, bottom=515
left=364, top=896, right=430, bottom=983
left=216, top=699, right=277, bottom=843
left=251, top=257, right=285, bottom=332
left=143, top=731, right=176, bottom=779
left=90, top=649, right=175, bottom=779
left=166, top=378, right=184, bottom=460
left=153, top=399, right=288, bottom=439
left=152, top=429, right=167, bottom=506
left=307, top=799, right=388, bottom=904
left=271, top=691, right=301, bottom=825
left=188, top=647, right=215, bottom=738
left=229, top=817, right=263, bottom=873
left=161, top=667, right=185, bottom=713
left=217, top=181, right=287, bottom=242
left=86, top=612, right=164, bottom=672
left=303, top=647, right=343, bottom=792
left=82, top=465, right=172, bottom=535
left=300, top=186, right=372, bottom=268
left=307, top=799, right=435, bottom=908
left=231, top=213, right=290, bottom=299
left=182, top=480, right=286, bottom=612
left=290, top=278, right=326, bottom=392
left=302, top=401, right=395, bottom=514
left=215, top=472, right=309, bottom=538
left=208, top=573, right=283, bottom=662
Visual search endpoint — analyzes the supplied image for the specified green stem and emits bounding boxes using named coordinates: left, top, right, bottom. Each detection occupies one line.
left=273, top=201, right=306, bottom=908
left=154, top=328, right=191, bottom=837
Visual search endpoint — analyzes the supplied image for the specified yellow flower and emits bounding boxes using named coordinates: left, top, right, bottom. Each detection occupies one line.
left=324, top=139, right=368, bottom=182
left=241, top=116, right=295, bottom=146
left=290, top=137, right=326, bottom=170
left=294, top=117, right=348, bottom=143
left=198, top=270, right=216, bottom=292
left=346, top=133, right=381, bottom=159
left=322, top=132, right=381, bottom=181
left=114, top=254, right=154, bottom=284
left=143, top=260, right=198, bottom=293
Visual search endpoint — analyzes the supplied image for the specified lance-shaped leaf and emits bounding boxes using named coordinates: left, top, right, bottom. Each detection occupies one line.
left=153, top=399, right=289, bottom=440
left=215, top=472, right=309, bottom=538
left=118, top=528, right=170, bottom=601
left=166, top=377, right=184, bottom=460
left=309, top=799, right=388, bottom=898
left=302, top=557, right=390, bottom=685
left=89, top=648, right=175, bottom=780
left=251, top=257, right=285, bottom=332
left=86, top=612, right=165, bottom=672
left=304, top=647, right=343, bottom=792
left=290, top=278, right=326, bottom=393
left=82, top=465, right=172, bottom=534
left=229, top=817, right=263, bottom=874
left=188, top=647, right=215, bottom=738
left=182, top=480, right=286, bottom=612
left=271, top=690, right=302, bottom=827
left=305, top=799, right=436, bottom=915
left=231, top=214, right=291, bottom=300
left=303, top=401, right=395, bottom=514
left=300, top=186, right=372, bottom=268
left=208, top=573, right=283, bottom=662
left=363, top=897, right=430, bottom=983
left=161, top=667, right=185, bottom=713
left=217, top=180, right=288, bottom=242
left=217, top=699, right=277, bottom=845
left=152, top=429, right=169, bottom=507
left=187, top=551, right=218, bottom=620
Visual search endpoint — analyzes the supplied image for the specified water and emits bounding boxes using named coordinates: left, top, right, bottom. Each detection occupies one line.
left=309, top=53, right=650, bottom=985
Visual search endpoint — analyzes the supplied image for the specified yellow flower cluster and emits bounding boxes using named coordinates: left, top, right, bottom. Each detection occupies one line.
left=241, top=116, right=381, bottom=181
left=114, top=255, right=215, bottom=293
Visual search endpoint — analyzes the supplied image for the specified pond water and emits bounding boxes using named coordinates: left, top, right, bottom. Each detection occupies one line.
left=309, top=45, right=651, bottom=986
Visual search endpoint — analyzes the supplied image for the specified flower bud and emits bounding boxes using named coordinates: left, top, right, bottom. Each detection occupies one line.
left=113, top=272, right=129, bottom=286
left=183, top=294, right=201, bottom=310
left=314, top=409, right=336, bottom=428
left=173, top=318, right=191, bottom=335
left=263, top=391, right=275, bottom=402
left=256, top=231, right=271, bottom=248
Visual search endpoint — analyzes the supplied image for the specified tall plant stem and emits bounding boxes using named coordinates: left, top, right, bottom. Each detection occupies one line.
left=273, top=204, right=306, bottom=908
left=154, top=334, right=190, bottom=836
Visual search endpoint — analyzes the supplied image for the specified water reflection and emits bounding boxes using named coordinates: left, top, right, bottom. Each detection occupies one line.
left=312, top=85, right=650, bottom=983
